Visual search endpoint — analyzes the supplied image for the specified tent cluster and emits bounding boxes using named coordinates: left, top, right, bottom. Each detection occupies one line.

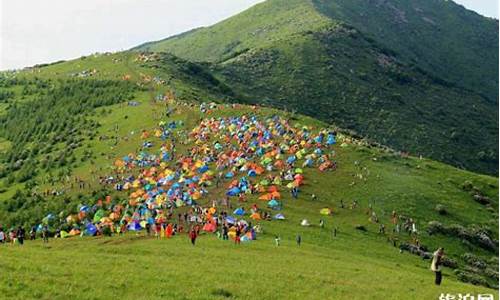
left=33, top=112, right=339, bottom=243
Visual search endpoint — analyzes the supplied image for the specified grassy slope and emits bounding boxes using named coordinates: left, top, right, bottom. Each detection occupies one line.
left=0, top=234, right=496, bottom=300
left=132, top=0, right=498, bottom=175
left=312, top=0, right=499, bottom=102
left=137, top=0, right=499, bottom=102
left=0, top=52, right=498, bottom=298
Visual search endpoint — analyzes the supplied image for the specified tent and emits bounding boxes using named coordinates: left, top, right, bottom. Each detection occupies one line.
left=320, top=208, right=332, bottom=215
left=300, top=219, right=310, bottom=226
left=233, top=208, right=245, bottom=216
left=202, top=223, right=216, bottom=232
left=225, top=216, right=236, bottom=225
left=128, top=221, right=142, bottom=231
left=69, top=228, right=81, bottom=236
left=85, top=223, right=97, bottom=236
left=267, top=199, right=280, bottom=208
left=60, top=230, right=69, bottom=238
left=274, top=213, right=286, bottom=220
left=226, top=187, right=240, bottom=196
left=250, top=212, right=261, bottom=220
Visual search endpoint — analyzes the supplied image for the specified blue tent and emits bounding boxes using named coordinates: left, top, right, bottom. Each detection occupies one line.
left=128, top=222, right=142, bottom=231
left=327, top=134, right=336, bottom=145
left=268, top=199, right=280, bottom=208
left=225, top=172, right=234, bottom=178
left=225, top=216, right=236, bottom=224
left=248, top=170, right=257, bottom=177
left=226, top=187, right=240, bottom=196
left=198, top=165, right=209, bottom=173
left=233, top=208, right=245, bottom=216
left=274, top=213, right=286, bottom=220
left=286, top=156, right=296, bottom=164
left=79, top=205, right=89, bottom=212
left=85, top=223, right=97, bottom=236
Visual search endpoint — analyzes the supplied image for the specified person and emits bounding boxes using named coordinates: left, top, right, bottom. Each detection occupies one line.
left=222, top=224, right=229, bottom=240
left=296, top=234, right=301, bottom=246
left=30, top=226, right=37, bottom=240
left=275, top=235, right=280, bottom=247
left=319, top=219, right=324, bottom=229
left=166, top=223, right=173, bottom=239
left=189, top=228, right=197, bottom=246
left=332, top=227, right=337, bottom=238
left=379, top=224, right=385, bottom=234
left=9, top=230, right=16, bottom=245
left=42, top=225, right=49, bottom=243
left=16, top=226, right=25, bottom=245
left=0, top=229, right=5, bottom=244
left=431, top=247, right=444, bottom=285
left=235, top=226, right=241, bottom=245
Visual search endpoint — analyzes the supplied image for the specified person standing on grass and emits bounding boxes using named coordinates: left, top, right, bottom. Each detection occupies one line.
left=431, top=247, right=444, bottom=285
left=17, top=226, right=26, bottom=245
left=189, top=228, right=197, bottom=246
left=9, top=230, right=16, bottom=245
left=30, top=226, right=37, bottom=240
left=0, top=228, right=5, bottom=244
left=235, top=226, right=241, bottom=245
left=296, top=234, right=301, bottom=246
left=42, top=225, right=49, bottom=243
left=275, top=235, right=280, bottom=247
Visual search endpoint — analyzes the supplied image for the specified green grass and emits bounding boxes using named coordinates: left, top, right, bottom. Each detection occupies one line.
left=0, top=233, right=496, bottom=300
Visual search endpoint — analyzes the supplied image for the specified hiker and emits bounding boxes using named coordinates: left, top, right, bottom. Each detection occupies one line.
left=332, top=227, right=337, bottom=238
left=166, top=223, right=173, bottom=238
left=296, top=234, right=301, bottom=246
left=311, top=193, right=317, bottom=201
left=222, top=224, right=229, bottom=240
left=0, top=229, right=5, bottom=244
left=30, top=226, right=37, bottom=240
left=155, top=223, right=162, bottom=239
left=16, top=226, right=25, bottom=245
left=319, top=219, right=324, bottom=229
left=274, top=235, right=280, bottom=247
left=9, top=230, right=16, bottom=245
left=42, top=225, right=49, bottom=243
left=235, top=226, right=241, bottom=245
left=379, top=224, right=385, bottom=234
left=431, top=247, right=444, bottom=285
left=189, top=229, right=197, bottom=245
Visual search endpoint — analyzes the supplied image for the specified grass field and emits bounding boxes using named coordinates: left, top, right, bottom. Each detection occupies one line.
left=0, top=233, right=496, bottom=300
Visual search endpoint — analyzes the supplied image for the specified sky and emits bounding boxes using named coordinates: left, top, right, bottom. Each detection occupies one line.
left=0, top=0, right=497, bottom=70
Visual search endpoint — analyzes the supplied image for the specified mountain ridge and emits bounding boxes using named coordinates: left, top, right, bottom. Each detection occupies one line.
left=134, top=0, right=499, bottom=175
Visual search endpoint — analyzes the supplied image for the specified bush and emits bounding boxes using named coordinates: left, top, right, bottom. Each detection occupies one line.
left=435, top=204, right=447, bottom=215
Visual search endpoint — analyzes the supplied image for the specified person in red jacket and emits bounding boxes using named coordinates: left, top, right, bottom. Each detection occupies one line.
left=189, top=228, right=197, bottom=246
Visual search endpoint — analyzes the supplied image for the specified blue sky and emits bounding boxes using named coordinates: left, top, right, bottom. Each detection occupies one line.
left=0, top=0, right=497, bottom=70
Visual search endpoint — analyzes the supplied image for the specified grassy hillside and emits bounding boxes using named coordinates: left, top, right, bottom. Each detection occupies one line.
left=134, top=0, right=498, bottom=176
left=0, top=52, right=498, bottom=298
left=1, top=234, right=496, bottom=300
left=312, top=0, right=499, bottom=102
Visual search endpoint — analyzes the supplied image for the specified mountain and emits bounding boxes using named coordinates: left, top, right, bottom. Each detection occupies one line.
left=134, top=0, right=499, bottom=175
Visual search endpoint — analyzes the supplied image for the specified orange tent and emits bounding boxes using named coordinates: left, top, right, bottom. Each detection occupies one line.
left=250, top=213, right=261, bottom=220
